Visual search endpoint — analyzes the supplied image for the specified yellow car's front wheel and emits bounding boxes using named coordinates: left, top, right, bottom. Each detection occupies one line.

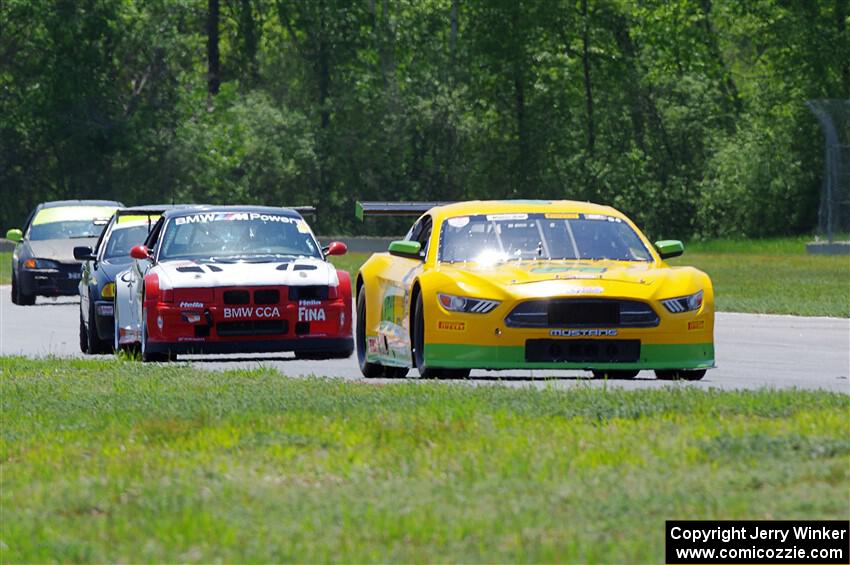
left=413, top=292, right=471, bottom=380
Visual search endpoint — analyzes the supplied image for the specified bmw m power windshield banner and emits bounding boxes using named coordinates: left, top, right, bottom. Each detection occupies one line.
left=665, top=520, right=849, bottom=564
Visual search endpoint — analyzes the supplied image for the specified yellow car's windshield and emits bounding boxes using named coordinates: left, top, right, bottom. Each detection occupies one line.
left=439, top=213, right=652, bottom=263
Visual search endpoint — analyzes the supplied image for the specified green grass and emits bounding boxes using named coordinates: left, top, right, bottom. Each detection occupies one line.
left=329, top=252, right=368, bottom=281
left=2, top=357, right=848, bottom=562
left=333, top=237, right=850, bottom=317
left=0, top=251, right=10, bottom=285
left=671, top=237, right=850, bottom=317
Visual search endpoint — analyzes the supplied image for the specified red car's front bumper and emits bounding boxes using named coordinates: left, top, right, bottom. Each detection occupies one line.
left=144, top=285, right=353, bottom=355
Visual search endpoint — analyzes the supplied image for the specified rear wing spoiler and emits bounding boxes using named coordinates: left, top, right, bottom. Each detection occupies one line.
left=290, top=206, right=316, bottom=217
left=112, top=204, right=316, bottom=217
left=116, top=205, right=177, bottom=218
left=356, top=201, right=453, bottom=221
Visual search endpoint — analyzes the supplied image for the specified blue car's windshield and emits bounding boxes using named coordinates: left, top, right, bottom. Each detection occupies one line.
left=439, top=213, right=652, bottom=263
left=158, top=211, right=320, bottom=261
left=104, top=225, right=151, bottom=262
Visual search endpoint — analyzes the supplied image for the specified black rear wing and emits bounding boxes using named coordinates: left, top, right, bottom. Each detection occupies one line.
left=355, top=201, right=453, bottom=221
left=290, top=206, right=316, bottom=217
left=116, top=205, right=178, bottom=218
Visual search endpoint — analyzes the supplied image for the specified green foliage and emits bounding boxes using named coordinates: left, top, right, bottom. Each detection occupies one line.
left=2, top=357, right=848, bottom=561
left=169, top=87, right=318, bottom=206
left=1, top=0, right=847, bottom=237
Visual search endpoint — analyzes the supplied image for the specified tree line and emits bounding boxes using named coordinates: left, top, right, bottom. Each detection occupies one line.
left=1, top=0, right=848, bottom=238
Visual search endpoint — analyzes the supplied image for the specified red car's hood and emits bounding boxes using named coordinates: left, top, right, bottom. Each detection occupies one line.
left=153, top=257, right=339, bottom=289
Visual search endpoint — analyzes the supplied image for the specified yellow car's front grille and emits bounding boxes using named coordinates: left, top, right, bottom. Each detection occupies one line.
left=505, top=298, right=659, bottom=328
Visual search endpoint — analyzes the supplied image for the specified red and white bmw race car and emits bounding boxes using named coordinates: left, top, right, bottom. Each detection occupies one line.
left=113, top=206, right=353, bottom=362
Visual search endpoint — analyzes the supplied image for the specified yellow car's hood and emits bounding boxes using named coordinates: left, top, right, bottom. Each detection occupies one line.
left=435, top=259, right=684, bottom=300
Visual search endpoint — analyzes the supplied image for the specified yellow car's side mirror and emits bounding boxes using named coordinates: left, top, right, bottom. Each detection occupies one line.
left=655, top=240, right=684, bottom=259
left=388, top=240, right=422, bottom=260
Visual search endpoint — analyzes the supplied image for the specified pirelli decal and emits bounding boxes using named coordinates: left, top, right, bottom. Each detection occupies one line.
left=438, top=320, right=466, bottom=331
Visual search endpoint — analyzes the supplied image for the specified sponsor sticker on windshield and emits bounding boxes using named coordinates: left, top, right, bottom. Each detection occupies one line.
left=174, top=212, right=299, bottom=225
left=295, top=220, right=311, bottom=233
left=545, top=213, right=580, bottom=219
left=486, top=213, right=528, bottom=221
left=447, top=216, right=470, bottom=228
left=582, top=214, right=622, bottom=222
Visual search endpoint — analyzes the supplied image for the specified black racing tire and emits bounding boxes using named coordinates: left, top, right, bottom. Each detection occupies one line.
left=356, top=288, right=408, bottom=378
left=87, top=300, right=112, bottom=354
left=79, top=307, right=89, bottom=354
left=592, top=369, right=640, bottom=380
left=413, top=292, right=470, bottom=379
left=13, top=273, right=35, bottom=306
left=141, top=312, right=169, bottom=363
left=655, top=369, right=707, bottom=381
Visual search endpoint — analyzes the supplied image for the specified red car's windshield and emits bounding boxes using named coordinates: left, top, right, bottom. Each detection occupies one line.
left=158, top=211, right=321, bottom=262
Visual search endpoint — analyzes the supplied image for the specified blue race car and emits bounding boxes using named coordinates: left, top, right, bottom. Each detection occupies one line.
left=75, top=206, right=169, bottom=354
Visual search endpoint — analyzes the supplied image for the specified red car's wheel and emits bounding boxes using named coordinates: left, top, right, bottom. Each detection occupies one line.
left=141, top=308, right=169, bottom=363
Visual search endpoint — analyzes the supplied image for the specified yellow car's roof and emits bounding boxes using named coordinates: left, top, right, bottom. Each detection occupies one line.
left=428, top=200, right=622, bottom=221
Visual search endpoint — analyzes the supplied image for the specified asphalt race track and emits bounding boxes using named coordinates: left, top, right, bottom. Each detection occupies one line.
left=1, top=286, right=847, bottom=393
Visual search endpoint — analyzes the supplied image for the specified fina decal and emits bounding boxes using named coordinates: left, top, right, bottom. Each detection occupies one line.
left=688, top=320, right=705, bottom=330
left=447, top=216, right=470, bottom=228
left=174, top=212, right=299, bottom=225
left=437, top=320, right=466, bottom=331
left=486, top=213, right=528, bottom=221
left=179, top=301, right=204, bottom=308
left=298, top=306, right=326, bottom=322
left=550, top=329, right=618, bottom=337
left=224, top=306, right=280, bottom=318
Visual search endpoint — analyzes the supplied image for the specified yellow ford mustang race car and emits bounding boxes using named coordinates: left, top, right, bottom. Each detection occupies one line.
left=355, top=200, right=714, bottom=380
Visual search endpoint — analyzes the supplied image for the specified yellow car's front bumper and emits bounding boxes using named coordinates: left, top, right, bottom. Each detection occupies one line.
left=424, top=303, right=715, bottom=371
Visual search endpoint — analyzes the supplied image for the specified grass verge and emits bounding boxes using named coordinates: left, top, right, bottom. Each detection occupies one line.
left=332, top=237, right=850, bottom=317
left=672, top=237, right=850, bottom=317
left=0, top=251, right=10, bottom=285
left=2, top=357, right=848, bottom=562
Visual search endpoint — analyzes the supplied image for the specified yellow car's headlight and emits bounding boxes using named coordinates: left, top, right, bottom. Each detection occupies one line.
left=662, top=290, right=703, bottom=313
left=438, top=293, right=499, bottom=314
left=101, top=282, right=116, bottom=299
